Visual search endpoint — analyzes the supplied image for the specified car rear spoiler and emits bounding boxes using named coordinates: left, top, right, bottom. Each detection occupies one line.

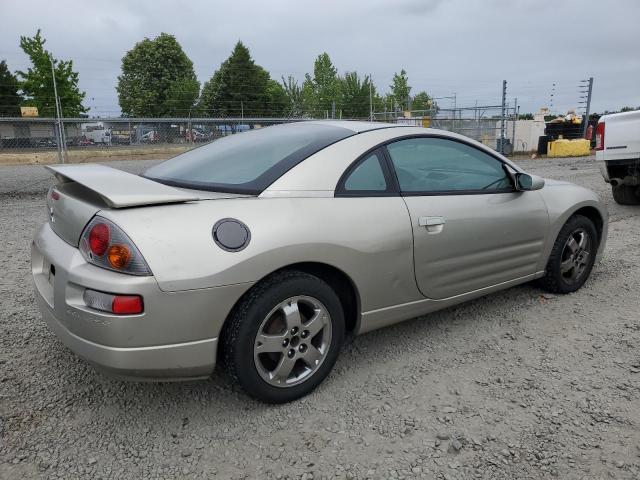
left=46, top=164, right=199, bottom=208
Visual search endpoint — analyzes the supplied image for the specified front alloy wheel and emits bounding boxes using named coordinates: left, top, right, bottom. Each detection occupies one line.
left=537, top=214, right=599, bottom=294
left=559, top=228, right=592, bottom=286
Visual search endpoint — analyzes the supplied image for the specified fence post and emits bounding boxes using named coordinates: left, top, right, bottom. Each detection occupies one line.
left=500, top=80, right=507, bottom=154
left=511, top=97, right=517, bottom=154
left=50, top=56, right=65, bottom=163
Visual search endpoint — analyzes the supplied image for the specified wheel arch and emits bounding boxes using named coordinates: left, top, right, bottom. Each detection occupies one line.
left=219, top=261, right=361, bottom=362
left=572, top=205, right=605, bottom=244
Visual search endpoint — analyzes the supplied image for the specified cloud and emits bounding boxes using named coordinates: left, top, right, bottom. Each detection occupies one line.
left=1, top=0, right=638, bottom=115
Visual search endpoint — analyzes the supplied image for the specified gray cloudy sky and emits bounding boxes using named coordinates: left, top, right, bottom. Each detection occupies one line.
left=1, top=0, right=639, bottom=116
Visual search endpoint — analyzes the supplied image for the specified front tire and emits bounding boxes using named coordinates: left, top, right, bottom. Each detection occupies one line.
left=611, top=184, right=640, bottom=205
left=221, top=271, right=345, bottom=403
left=537, top=215, right=599, bottom=294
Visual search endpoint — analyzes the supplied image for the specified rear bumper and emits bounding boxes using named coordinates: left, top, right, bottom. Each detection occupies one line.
left=32, top=222, right=252, bottom=380
left=36, top=293, right=217, bottom=379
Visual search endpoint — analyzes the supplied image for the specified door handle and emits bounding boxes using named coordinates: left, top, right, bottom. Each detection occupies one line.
left=418, top=216, right=445, bottom=227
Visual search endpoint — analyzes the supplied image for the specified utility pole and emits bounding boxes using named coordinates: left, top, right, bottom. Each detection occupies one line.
left=369, top=74, right=373, bottom=122
left=500, top=80, right=507, bottom=154
left=240, top=101, right=244, bottom=123
left=331, top=100, right=335, bottom=119
left=50, top=56, right=65, bottom=163
left=580, top=77, right=594, bottom=137
left=511, top=97, right=518, bottom=154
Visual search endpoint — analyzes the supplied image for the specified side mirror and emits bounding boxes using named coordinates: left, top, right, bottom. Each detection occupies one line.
left=516, top=173, right=545, bottom=191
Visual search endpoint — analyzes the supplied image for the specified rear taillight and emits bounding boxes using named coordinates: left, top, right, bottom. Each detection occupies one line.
left=595, top=122, right=605, bottom=151
left=83, top=289, right=144, bottom=315
left=89, top=223, right=110, bottom=256
left=79, top=216, right=151, bottom=276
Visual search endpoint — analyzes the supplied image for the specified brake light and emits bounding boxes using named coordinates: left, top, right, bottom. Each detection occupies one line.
left=89, top=223, right=110, bottom=256
left=79, top=216, right=151, bottom=276
left=595, top=122, right=605, bottom=151
left=112, top=295, right=144, bottom=314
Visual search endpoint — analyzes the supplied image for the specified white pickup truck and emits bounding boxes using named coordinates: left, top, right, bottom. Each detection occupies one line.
left=596, top=109, right=640, bottom=205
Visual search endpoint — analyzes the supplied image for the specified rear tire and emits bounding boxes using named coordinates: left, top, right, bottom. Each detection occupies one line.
left=221, top=270, right=344, bottom=403
left=537, top=215, right=599, bottom=294
left=611, top=184, right=640, bottom=205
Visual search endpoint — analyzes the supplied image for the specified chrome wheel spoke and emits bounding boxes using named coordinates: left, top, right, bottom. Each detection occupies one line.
left=304, top=310, right=326, bottom=338
left=560, top=258, right=573, bottom=274
left=565, top=236, right=579, bottom=254
left=271, top=355, right=296, bottom=382
left=301, top=345, right=323, bottom=368
left=577, top=232, right=588, bottom=249
left=282, top=300, right=303, bottom=330
left=256, top=333, right=287, bottom=353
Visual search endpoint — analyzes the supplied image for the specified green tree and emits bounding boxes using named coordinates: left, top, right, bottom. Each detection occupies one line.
left=281, top=75, right=305, bottom=117
left=340, top=72, right=374, bottom=119
left=265, top=79, right=288, bottom=117
left=17, top=30, right=86, bottom=117
left=117, top=33, right=199, bottom=117
left=0, top=61, right=23, bottom=116
left=303, top=53, right=341, bottom=118
left=199, top=41, right=285, bottom=117
left=411, top=91, right=434, bottom=113
left=390, top=69, right=411, bottom=112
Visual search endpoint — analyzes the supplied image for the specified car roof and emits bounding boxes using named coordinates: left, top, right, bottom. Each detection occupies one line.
left=302, top=119, right=402, bottom=133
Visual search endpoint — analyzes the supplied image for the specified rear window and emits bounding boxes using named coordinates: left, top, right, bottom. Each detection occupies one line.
left=144, top=123, right=353, bottom=194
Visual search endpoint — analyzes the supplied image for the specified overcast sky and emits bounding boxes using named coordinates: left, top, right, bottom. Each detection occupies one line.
left=1, top=0, right=639, bottom=117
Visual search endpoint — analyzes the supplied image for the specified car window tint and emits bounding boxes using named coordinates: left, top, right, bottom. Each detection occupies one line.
left=386, top=137, right=511, bottom=192
left=144, top=123, right=353, bottom=194
left=344, top=152, right=388, bottom=191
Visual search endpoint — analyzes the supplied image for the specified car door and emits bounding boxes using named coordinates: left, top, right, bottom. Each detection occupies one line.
left=385, top=136, right=549, bottom=300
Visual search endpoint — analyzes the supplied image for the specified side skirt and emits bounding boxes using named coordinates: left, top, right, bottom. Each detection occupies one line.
left=357, top=271, right=544, bottom=334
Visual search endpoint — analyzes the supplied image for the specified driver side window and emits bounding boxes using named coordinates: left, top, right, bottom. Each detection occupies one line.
left=386, top=137, right=512, bottom=193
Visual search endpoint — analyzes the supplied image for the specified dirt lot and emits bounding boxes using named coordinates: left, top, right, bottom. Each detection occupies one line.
left=1, top=155, right=639, bottom=480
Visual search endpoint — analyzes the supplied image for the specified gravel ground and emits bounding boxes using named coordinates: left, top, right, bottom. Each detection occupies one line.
left=1, top=155, right=639, bottom=480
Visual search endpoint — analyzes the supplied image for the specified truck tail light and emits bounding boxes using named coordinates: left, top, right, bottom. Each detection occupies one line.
left=595, top=122, right=605, bottom=151
left=83, top=289, right=144, bottom=315
left=79, top=216, right=151, bottom=276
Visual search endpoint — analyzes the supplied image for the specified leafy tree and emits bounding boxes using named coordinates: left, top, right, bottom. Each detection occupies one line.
left=265, top=79, right=288, bottom=117
left=303, top=53, right=341, bottom=118
left=411, top=91, right=434, bottom=113
left=17, top=30, right=86, bottom=117
left=0, top=61, right=23, bottom=116
left=117, top=33, right=199, bottom=117
left=390, top=69, right=411, bottom=112
left=281, top=75, right=305, bottom=117
left=199, top=41, right=284, bottom=117
left=340, top=72, right=374, bottom=119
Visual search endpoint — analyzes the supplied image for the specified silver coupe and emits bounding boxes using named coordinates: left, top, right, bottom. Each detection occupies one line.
left=32, top=121, right=607, bottom=403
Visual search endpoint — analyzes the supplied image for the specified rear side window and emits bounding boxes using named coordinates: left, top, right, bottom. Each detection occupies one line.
left=344, top=151, right=388, bottom=191
left=144, top=123, right=353, bottom=194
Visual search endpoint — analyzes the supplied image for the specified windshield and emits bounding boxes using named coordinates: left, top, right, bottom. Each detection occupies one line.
left=144, top=123, right=353, bottom=194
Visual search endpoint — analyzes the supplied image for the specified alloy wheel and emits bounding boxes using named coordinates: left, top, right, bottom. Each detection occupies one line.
left=560, top=228, right=592, bottom=284
left=253, top=295, right=332, bottom=388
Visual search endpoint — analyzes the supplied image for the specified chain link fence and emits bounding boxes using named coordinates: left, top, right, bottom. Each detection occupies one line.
left=0, top=117, right=303, bottom=151
left=0, top=106, right=522, bottom=160
left=373, top=104, right=520, bottom=153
